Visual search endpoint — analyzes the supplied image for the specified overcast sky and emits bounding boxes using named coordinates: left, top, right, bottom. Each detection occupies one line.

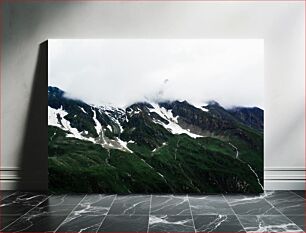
left=48, top=39, right=264, bottom=109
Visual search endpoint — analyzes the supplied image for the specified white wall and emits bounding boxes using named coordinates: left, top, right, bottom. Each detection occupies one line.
left=1, top=1, right=304, bottom=190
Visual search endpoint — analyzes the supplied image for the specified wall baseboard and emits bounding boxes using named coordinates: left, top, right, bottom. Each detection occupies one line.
left=264, top=180, right=305, bottom=190
left=0, top=167, right=21, bottom=190
left=264, top=167, right=305, bottom=190
left=0, top=167, right=47, bottom=191
left=0, top=167, right=304, bottom=190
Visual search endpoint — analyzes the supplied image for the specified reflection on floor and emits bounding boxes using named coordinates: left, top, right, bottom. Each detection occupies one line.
left=0, top=190, right=304, bottom=232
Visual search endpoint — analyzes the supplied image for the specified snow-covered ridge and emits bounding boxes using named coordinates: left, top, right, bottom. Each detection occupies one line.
left=48, top=99, right=209, bottom=153
left=48, top=106, right=132, bottom=153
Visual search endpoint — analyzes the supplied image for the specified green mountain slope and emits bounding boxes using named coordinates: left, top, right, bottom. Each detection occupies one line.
left=48, top=86, right=264, bottom=194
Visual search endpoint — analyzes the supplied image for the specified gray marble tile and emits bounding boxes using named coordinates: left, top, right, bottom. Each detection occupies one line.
left=54, top=195, right=115, bottom=232
left=0, top=194, right=85, bottom=232
left=23, top=194, right=85, bottom=216
left=193, top=215, right=245, bottom=232
left=238, top=215, right=303, bottom=233
left=265, top=191, right=304, bottom=215
left=224, top=194, right=281, bottom=215
left=27, top=203, right=77, bottom=216
left=291, top=191, right=305, bottom=199
left=151, top=195, right=191, bottom=216
left=56, top=213, right=105, bottom=232
left=148, top=215, right=195, bottom=232
left=0, top=192, right=49, bottom=216
left=2, top=214, right=67, bottom=232
left=46, top=194, right=86, bottom=206
left=98, top=215, right=148, bottom=232
left=189, top=195, right=234, bottom=215
left=286, top=215, right=305, bottom=230
left=265, top=190, right=304, bottom=200
left=0, top=215, right=22, bottom=231
left=73, top=194, right=115, bottom=215
left=0, top=191, right=304, bottom=232
left=108, top=195, right=150, bottom=215
left=0, top=191, right=16, bottom=201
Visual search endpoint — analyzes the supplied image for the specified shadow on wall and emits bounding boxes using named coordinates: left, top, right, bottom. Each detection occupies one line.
left=18, top=41, right=48, bottom=191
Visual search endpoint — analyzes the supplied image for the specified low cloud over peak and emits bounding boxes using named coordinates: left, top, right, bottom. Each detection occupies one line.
left=48, top=39, right=264, bottom=109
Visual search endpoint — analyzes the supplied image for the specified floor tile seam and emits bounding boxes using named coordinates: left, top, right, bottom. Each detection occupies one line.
left=283, top=214, right=306, bottom=217
left=263, top=195, right=304, bottom=232
left=0, top=191, right=17, bottom=202
left=146, top=194, right=152, bottom=233
left=264, top=194, right=299, bottom=214
left=268, top=213, right=305, bottom=228
left=106, top=214, right=150, bottom=216
left=289, top=190, right=305, bottom=200
left=222, top=194, right=247, bottom=232
left=187, top=194, right=197, bottom=233
left=97, top=194, right=117, bottom=232
left=54, top=194, right=88, bottom=233
left=188, top=214, right=238, bottom=216
left=42, top=204, right=84, bottom=206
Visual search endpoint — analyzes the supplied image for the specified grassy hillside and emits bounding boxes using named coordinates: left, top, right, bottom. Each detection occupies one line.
left=48, top=125, right=263, bottom=193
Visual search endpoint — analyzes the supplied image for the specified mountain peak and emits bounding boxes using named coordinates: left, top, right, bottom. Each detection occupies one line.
left=206, top=100, right=220, bottom=106
left=48, top=86, right=65, bottom=97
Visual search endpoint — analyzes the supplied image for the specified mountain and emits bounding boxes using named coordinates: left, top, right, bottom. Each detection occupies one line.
left=48, top=86, right=264, bottom=193
left=228, top=106, right=264, bottom=131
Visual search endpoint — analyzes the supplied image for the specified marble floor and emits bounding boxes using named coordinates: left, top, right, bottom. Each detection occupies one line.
left=0, top=190, right=304, bottom=232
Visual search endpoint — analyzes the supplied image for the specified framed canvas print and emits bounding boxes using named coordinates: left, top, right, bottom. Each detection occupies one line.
left=48, top=39, right=264, bottom=194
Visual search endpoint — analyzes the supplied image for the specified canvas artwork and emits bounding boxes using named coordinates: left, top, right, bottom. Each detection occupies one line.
left=48, top=39, right=264, bottom=194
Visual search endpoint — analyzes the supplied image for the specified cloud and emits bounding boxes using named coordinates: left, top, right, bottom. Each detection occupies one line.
left=48, top=39, right=264, bottom=109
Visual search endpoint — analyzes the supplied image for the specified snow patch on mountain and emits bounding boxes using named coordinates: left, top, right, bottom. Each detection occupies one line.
left=48, top=106, right=66, bottom=128
left=48, top=106, right=95, bottom=143
left=126, top=107, right=142, bottom=116
left=163, top=120, right=202, bottom=138
left=116, top=137, right=133, bottom=153
left=193, top=103, right=209, bottom=112
left=107, top=125, right=112, bottom=132
left=92, top=109, right=103, bottom=136
left=49, top=106, right=132, bottom=153
left=98, top=107, right=124, bottom=133
left=79, top=107, right=87, bottom=113
left=152, top=142, right=167, bottom=152
left=91, top=108, right=132, bottom=153
left=150, top=103, right=178, bottom=123
left=149, top=103, right=202, bottom=139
